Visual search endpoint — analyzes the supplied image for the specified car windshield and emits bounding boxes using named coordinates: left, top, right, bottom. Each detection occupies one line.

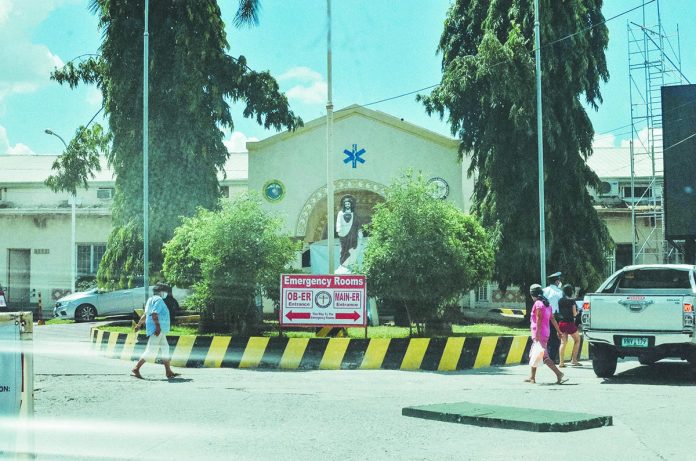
left=1, top=1, right=696, bottom=459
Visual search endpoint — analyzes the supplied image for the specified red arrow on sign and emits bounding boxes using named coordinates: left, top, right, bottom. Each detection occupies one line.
left=335, top=311, right=361, bottom=321
left=285, top=311, right=311, bottom=321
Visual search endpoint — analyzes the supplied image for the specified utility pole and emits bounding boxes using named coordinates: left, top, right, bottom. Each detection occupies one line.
left=534, top=0, right=546, bottom=283
left=143, top=0, right=150, bottom=300
left=326, top=0, right=335, bottom=274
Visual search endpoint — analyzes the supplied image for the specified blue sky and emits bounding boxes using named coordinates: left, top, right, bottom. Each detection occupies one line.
left=0, top=0, right=694, bottom=156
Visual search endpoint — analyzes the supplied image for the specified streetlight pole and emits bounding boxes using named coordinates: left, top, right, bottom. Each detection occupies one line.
left=534, top=0, right=547, bottom=283
left=45, top=129, right=77, bottom=294
left=326, top=0, right=335, bottom=274
left=142, top=0, right=150, bottom=301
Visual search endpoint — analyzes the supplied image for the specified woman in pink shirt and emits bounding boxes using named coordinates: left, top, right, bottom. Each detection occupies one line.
left=526, top=284, right=567, bottom=384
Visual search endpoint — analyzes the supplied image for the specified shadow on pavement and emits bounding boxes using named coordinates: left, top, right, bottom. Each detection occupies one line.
left=602, top=362, right=696, bottom=386
left=429, top=366, right=514, bottom=376
left=166, top=377, right=194, bottom=383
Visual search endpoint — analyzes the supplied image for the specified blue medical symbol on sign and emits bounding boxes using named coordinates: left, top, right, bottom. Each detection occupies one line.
left=343, top=144, right=366, bottom=169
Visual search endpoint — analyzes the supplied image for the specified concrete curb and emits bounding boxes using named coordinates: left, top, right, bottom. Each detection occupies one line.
left=489, top=308, right=525, bottom=318
left=90, top=328, right=590, bottom=371
left=402, top=401, right=612, bottom=432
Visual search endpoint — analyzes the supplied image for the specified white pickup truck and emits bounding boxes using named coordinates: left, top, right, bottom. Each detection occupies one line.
left=581, top=264, right=696, bottom=378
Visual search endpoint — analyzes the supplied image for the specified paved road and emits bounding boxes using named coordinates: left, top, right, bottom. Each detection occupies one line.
left=12, top=324, right=696, bottom=460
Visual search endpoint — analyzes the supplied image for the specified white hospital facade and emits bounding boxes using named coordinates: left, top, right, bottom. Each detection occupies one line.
left=0, top=105, right=660, bottom=310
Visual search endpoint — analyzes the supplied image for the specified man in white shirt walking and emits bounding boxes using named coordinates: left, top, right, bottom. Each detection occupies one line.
left=131, top=283, right=180, bottom=379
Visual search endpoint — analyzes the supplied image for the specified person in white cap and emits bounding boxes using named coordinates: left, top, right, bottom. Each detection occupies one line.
left=543, top=271, right=563, bottom=363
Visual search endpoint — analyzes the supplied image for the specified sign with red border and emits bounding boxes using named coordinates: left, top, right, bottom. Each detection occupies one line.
left=280, top=274, right=367, bottom=327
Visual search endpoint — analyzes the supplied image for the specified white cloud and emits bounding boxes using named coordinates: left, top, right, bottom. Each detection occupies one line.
left=278, top=66, right=323, bottom=83
left=223, top=131, right=258, bottom=153
left=0, top=124, right=36, bottom=155
left=0, top=0, right=13, bottom=24
left=278, top=66, right=327, bottom=105
left=619, top=127, right=662, bottom=151
left=86, top=87, right=103, bottom=106
left=286, top=81, right=328, bottom=105
left=592, top=133, right=617, bottom=148
left=0, top=0, right=69, bottom=103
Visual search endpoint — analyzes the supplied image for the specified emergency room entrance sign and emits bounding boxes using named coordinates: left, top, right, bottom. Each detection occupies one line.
left=280, top=274, right=367, bottom=327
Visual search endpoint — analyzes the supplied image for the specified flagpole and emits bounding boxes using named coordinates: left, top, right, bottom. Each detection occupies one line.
left=534, top=0, right=546, bottom=282
left=326, top=0, right=335, bottom=274
left=143, top=0, right=150, bottom=299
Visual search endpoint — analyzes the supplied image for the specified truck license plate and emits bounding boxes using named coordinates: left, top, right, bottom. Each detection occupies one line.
left=621, top=337, right=649, bottom=348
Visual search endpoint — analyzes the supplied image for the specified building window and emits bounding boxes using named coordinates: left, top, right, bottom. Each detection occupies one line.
left=77, top=244, right=106, bottom=276
left=615, top=244, right=633, bottom=271
left=476, top=284, right=490, bottom=302
left=97, top=188, right=115, bottom=200
left=622, top=186, right=652, bottom=199
left=220, top=186, right=230, bottom=198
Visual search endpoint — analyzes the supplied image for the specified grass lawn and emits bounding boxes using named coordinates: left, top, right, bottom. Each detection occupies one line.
left=44, top=318, right=76, bottom=325
left=99, top=325, right=200, bottom=336
left=99, top=322, right=528, bottom=338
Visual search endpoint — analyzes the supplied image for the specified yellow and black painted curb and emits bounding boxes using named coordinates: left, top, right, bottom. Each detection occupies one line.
left=489, top=308, right=525, bottom=318
left=91, top=328, right=590, bottom=371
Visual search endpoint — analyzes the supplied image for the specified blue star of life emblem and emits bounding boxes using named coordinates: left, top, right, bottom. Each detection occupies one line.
left=343, top=144, right=366, bottom=169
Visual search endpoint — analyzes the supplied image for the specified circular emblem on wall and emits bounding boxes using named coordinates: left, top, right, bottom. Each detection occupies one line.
left=263, top=180, right=285, bottom=203
left=315, top=291, right=332, bottom=309
left=427, top=177, right=449, bottom=200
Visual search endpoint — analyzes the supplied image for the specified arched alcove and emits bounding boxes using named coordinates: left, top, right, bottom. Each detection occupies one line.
left=296, top=180, right=386, bottom=244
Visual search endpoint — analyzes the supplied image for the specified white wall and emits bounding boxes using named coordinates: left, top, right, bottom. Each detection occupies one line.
left=0, top=212, right=112, bottom=306
left=249, top=109, right=465, bottom=237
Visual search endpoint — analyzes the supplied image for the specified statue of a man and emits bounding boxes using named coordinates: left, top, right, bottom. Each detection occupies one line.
left=336, top=195, right=360, bottom=267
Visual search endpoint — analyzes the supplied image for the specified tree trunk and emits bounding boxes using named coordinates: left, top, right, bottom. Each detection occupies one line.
left=403, top=301, right=413, bottom=336
left=522, top=283, right=532, bottom=327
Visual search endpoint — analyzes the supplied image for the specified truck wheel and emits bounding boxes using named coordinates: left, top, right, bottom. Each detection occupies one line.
left=591, top=344, right=617, bottom=378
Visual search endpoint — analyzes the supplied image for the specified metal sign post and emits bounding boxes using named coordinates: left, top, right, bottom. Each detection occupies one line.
left=280, top=274, right=367, bottom=328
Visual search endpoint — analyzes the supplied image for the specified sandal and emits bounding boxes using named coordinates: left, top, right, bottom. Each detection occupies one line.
left=167, top=373, right=181, bottom=379
left=131, top=369, right=144, bottom=380
left=524, top=378, right=536, bottom=384
left=571, top=362, right=582, bottom=367
left=556, top=374, right=569, bottom=384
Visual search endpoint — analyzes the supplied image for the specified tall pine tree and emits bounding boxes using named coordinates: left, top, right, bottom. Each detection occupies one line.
left=50, top=0, right=301, bottom=288
left=420, top=0, right=612, bottom=294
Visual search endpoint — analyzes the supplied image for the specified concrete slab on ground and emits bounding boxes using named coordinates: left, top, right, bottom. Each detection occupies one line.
left=402, top=401, right=612, bottom=432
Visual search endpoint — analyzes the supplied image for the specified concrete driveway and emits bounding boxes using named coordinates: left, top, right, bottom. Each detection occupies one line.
left=15, top=323, right=696, bottom=460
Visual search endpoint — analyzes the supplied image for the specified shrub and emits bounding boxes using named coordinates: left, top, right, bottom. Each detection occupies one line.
left=162, top=194, right=299, bottom=335
left=363, top=172, right=494, bottom=334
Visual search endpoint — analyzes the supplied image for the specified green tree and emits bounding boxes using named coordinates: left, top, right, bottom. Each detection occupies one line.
left=44, top=123, right=111, bottom=196
left=50, top=0, right=301, bottom=288
left=420, top=0, right=612, bottom=296
left=162, top=194, right=298, bottom=335
left=362, top=173, right=494, bottom=334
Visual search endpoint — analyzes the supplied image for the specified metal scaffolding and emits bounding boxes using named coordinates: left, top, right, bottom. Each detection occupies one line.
left=627, top=0, right=684, bottom=264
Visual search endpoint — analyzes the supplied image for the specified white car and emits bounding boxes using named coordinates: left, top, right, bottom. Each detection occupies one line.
left=53, top=286, right=188, bottom=322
